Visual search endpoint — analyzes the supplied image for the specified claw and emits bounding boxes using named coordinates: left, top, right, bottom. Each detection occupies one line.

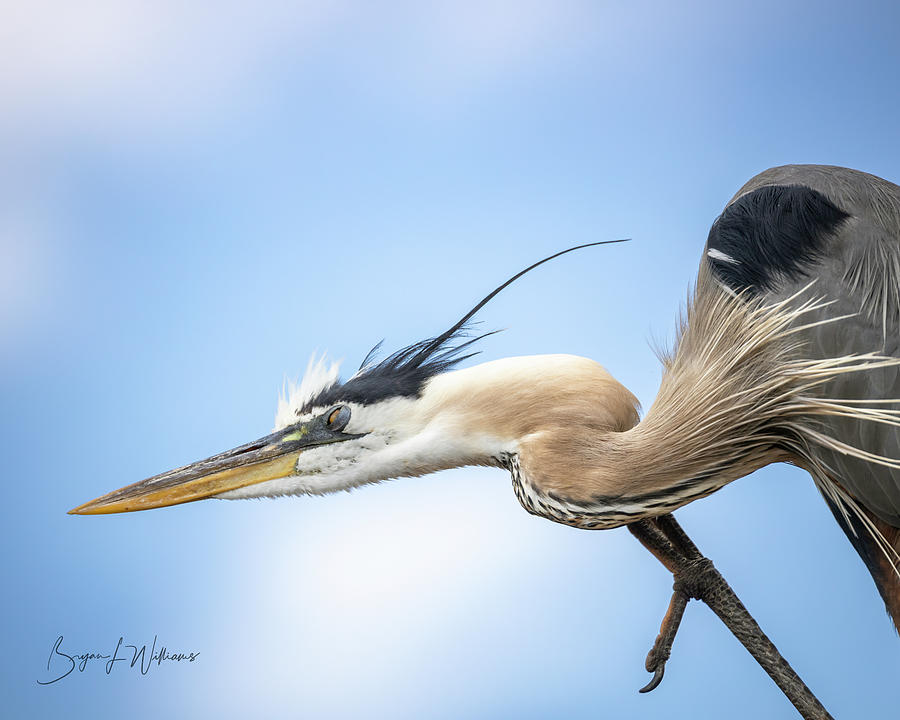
left=628, top=515, right=833, bottom=719
left=639, top=665, right=665, bottom=693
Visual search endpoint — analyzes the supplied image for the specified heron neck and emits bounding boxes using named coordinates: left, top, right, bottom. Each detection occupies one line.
left=513, top=274, right=804, bottom=526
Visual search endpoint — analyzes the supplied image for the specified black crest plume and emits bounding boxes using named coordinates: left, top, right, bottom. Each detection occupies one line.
left=301, top=239, right=629, bottom=412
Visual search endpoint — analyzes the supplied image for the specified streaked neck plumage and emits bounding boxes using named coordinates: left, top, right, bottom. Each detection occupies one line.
left=506, top=267, right=900, bottom=531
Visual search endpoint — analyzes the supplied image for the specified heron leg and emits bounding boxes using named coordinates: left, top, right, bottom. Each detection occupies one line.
left=627, top=514, right=834, bottom=720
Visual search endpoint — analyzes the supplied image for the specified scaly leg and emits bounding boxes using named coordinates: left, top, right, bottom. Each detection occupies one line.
left=628, top=514, right=833, bottom=720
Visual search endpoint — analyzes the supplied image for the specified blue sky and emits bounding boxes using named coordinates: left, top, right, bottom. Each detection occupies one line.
left=3, top=1, right=900, bottom=717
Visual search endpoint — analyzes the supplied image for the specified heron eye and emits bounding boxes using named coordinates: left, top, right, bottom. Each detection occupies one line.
left=326, top=405, right=351, bottom=432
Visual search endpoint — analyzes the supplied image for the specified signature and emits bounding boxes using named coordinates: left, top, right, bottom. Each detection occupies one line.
left=37, top=635, right=199, bottom=685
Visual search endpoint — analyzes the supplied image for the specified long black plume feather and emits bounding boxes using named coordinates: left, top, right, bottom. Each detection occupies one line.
left=301, top=239, right=630, bottom=412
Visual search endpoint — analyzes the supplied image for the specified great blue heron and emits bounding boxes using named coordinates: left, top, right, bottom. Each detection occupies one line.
left=71, top=164, right=900, bottom=719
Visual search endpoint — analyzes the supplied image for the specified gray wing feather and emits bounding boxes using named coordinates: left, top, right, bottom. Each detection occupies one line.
left=731, top=165, right=900, bottom=525
left=805, top=311, right=900, bottom=525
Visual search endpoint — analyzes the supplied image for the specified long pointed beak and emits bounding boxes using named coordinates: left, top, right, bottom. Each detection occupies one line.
left=69, top=419, right=355, bottom=515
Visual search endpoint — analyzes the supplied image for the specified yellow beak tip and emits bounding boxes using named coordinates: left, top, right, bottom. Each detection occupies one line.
left=68, top=502, right=102, bottom=515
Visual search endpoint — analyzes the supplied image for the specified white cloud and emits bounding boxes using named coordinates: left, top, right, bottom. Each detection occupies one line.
left=0, top=0, right=598, bottom=346
left=0, top=0, right=346, bottom=144
left=0, top=0, right=596, bottom=147
left=207, top=472, right=560, bottom=715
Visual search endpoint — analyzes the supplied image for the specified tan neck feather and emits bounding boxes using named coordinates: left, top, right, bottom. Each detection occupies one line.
left=518, top=265, right=899, bottom=524
left=423, top=354, right=640, bottom=451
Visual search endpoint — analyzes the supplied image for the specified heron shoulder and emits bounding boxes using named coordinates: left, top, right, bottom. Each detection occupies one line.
left=704, top=182, right=850, bottom=295
left=705, top=164, right=900, bottom=336
left=731, top=164, right=900, bottom=232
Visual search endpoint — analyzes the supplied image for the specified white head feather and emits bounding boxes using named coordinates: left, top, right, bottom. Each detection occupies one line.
left=274, top=353, right=342, bottom=431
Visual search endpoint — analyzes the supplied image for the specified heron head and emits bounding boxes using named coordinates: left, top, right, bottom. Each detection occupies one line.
left=69, top=241, right=634, bottom=515
left=69, top=342, right=638, bottom=515
left=68, top=329, right=484, bottom=515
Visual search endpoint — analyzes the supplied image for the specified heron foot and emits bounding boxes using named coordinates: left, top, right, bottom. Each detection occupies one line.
left=638, top=584, right=689, bottom=693
left=628, top=515, right=701, bottom=693
left=637, top=554, right=726, bottom=693
left=627, top=514, right=834, bottom=720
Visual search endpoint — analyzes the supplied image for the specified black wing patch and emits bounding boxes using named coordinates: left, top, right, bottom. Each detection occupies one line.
left=706, top=184, right=850, bottom=294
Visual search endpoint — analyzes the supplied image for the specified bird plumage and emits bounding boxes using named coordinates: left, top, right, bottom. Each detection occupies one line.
left=236, top=353, right=640, bottom=500
left=71, top=164, right=900, bottom=635
left=707, top=164, right=900, bottom=628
